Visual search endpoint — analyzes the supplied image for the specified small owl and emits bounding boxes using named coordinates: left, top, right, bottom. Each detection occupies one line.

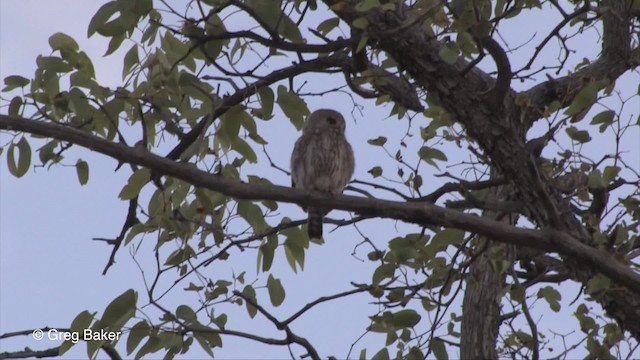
left=290, top=109, right=355, bottom=239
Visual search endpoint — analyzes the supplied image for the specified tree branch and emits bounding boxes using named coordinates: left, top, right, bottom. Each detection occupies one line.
left=98, top=198, right=139, bottom=275
left=320, top=0, right=640, bottom=338
left=478, top=37, right=511, bottom=111
left=0, top=347, right=60, bottom=359
left=165, top=52, right=352, bottom=160
left=232, top=291, right=320, bottom=360
left=2, top=114, right=640, bottom=296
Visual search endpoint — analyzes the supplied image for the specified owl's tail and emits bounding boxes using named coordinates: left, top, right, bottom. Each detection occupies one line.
left=307, top=207, right=325, bottom=240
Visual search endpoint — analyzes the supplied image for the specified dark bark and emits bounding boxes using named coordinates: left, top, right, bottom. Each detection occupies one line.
left=461, top=182, right=517, bottom=359
left=321, top=0, right=640, bottom=348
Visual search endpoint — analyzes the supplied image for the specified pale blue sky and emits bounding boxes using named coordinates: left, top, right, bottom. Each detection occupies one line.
left=1, top=1, right=638, bottom=359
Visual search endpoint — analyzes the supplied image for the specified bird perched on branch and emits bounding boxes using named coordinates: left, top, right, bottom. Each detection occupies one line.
left=290, top=109, right=355, bottom=239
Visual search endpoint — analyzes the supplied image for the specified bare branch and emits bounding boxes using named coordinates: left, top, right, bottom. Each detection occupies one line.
left=165, top=53, right=352, bottom=160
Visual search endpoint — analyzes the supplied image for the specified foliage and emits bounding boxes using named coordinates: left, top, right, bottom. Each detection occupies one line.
left=1, top=0, right=639, bottom=359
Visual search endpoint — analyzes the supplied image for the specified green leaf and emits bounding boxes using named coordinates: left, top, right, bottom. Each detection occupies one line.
left=418, top=145, right=447, bottom=169
left=101, top=289, right=136, bottom=330
left=368, top=166, right=383, bottom=178
left=355, top=0, right=381, bottom=11
left=242, top=116, right=268, bottom=145
left=456, top=31, right=477, bottom=57
left=38, top=141, right=58, bottom=165
left=413, top=174, right=423, bottom=190
left=278, top=15, right=304, bottom=43
left=194, top=333, right=214, bottom=357
left=537, top=286, right=561, bottom=312
left=495, top=0, right=507, bottom=16
left=258, top=235, right=278, bottom=272
left=355, top=34, right=369, bottom=53
left=76, top=159, right=89, bottom=185
left=74, top=51, right=96, bottom=79
left=126, top=320, right=150, bottom=355
left=588, top=169, right=605, bottom=189
left=242, top=285, right=258, bottom=318
left=59, top=310, right=94, bottom=355
left=67, top=88, right=93, bottom=119
left=245, top=0, right=303, bottom=42
left=277, top=85, right=309, bottom=130
left=118, top=168, right=150, bottom=200
left=359, top=349, right=367, bottom=360
left=367, top=136, right=387, bottom=146
left=237, top=200, right=268, bottom=233
left=256, top=86, right=275, bottom=119
left=564, top=82, right=599, bottom=116
left=86, top=323, right=105, bottom=359
left=385, top=331, right=397, bottom=346
left=203, top=14, right=227, bottom=60
left=438, top=45, right=458, bottom=64
left=218, top=105, right=245, bottom=149
left=381, top=3, right=396, bottom=11
left=317, top=17, right=340, bottom=35
left=372, top=263, right=395, bottom=285
left=391, top=309, right=421, bottom=328
left=213, top=313, right=228, bottom=330
left=283, top=231, right=306, bottom=272
left=352, top=17, right=369, bottom=30
left=122, top=44, right=139, bottom=79
left=590, top=110, right=615, bottom=133
left=418, top=146, right=447, bottom=162
left=590, top=110, right=615, bottom=125
left=515, top=331, right=535, bottom=349
left=104, top=34, right=125, bottom=56
left=585, top=274, right=611, bottom=295
left=603, top=166, right=620, bottom=184
left=192, top=323, right=223, bottom=352
left=232, top=138, right=258, bottom=163
left=36, top=56, right=73, bottom=73
left=510, top=285, right=525, bottom=303
left=135, top=333, right=163, bottom=359
left=430, top=337, right=449, bottom=360
left=176, top=305, right=197, bottom=322
left=407, top=347, right=425, bottom=359
left=371, top=348, right=390, bottom=360
left=8, top=97, right=23, bottom=117
left=267, top=274, right=286, bottom=306
left=7, top=138, right=31, bottom=178
left=88, top=1, right=119, bottom=38
left=165, top=246, right=196, bottom=266
left=430, top=228, right=464, bottom=251
left=565, top=126, right=592, bottom=143
left=49, top=32, right=79, bottom=52
left=2, top=75, right=30, bottom=92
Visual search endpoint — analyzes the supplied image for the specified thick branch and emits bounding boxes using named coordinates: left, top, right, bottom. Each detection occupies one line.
left=0, top=347, right=60, bottom=359
left=320, top=0, right=640, bottom=339
left=478, top=37, right=511, bottom=111
left=2, top=114, right=640, bottom=295
left=522, top=0, right=638, bottom=125
left=195, top=30, right=353, bottom=53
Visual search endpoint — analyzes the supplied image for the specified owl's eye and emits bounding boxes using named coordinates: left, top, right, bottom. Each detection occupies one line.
left=327, top=117, right=337, bottom=125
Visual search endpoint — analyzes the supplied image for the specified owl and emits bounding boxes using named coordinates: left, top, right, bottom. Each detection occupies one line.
left=290, top=109, right=355, bottom=239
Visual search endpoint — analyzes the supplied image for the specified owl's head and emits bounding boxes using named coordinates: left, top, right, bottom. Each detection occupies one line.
left=303, top=109, right=346, bottom=134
